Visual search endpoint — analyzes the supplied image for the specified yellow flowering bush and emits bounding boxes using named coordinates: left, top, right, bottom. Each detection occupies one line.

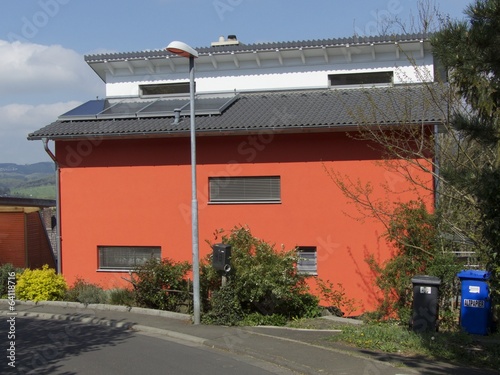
left=16, top=265, right=67, bottom=302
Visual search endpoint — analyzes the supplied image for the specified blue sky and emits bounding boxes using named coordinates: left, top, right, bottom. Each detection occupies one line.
left=0, top=0, right=471, bottom=164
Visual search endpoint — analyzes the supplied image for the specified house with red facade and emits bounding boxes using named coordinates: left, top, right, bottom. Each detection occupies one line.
left=28, top=34, right=445, bottom=312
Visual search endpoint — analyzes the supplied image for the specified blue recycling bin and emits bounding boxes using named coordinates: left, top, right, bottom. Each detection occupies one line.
left=457, top=270, right=491, bottom=335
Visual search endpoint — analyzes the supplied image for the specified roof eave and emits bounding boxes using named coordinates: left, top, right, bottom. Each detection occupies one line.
left=84, top=33, right=431, bottom=63
left=84, top=35, right=432, bottom=81
left=27, top=120, right=443, bottom=142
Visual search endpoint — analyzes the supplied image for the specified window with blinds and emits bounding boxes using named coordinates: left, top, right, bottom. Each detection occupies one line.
left=329, top=71, right=393, bottom=87
left=140, top=82, right=190, bottom=96
left=297, top=246, right=318, bottom=275
left=209, top=176, right=281, bottom=204
left=98, top=246, right=161, bottom=270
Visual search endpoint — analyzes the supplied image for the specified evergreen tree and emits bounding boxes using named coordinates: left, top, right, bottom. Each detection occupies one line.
left=432, top=0, right=500, bottom=304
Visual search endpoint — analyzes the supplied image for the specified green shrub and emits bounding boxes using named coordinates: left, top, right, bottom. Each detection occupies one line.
left=201, top=226, right=320, bottom=324
left=366, top=201, right=463, bottom=323
left=202, top=283, right=243, bottom=325
left=16, top=265, right=67, bottom=302
left=131, top=258, right=191, bottom=312
left=240, top=313, right=288, bottom=326
left=0, top=263, right=23, bottom=298
left=65, top=278, right=108, bottom=305
left=108, top=288, right=135, bottom=307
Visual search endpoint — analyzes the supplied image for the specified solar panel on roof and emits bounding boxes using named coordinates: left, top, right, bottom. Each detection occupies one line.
left=137, top=98, right=189, bottom=117
left=60, top=99, right=106, bottom=118
left=59, top=94, right=239, bottom=120
left=181, top=95, right=239, bottom=115
left=99, top=99, right=157, bottom=117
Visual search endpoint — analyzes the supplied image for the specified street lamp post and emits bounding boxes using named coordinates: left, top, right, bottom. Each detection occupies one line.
left=166, top=41, right=200, bottom=325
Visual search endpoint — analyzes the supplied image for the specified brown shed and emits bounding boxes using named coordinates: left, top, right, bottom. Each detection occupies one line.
left=0, top=197, right=56, bottom=269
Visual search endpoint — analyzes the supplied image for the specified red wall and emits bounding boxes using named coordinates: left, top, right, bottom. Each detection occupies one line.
left=56, top=132, right=433, bottom=311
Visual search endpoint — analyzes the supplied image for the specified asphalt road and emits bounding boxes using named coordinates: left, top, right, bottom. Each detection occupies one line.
left=1, top=317, right=295, bottom=375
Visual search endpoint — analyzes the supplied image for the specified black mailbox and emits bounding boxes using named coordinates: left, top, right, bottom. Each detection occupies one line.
left=212, top=243, right=231, bottom=272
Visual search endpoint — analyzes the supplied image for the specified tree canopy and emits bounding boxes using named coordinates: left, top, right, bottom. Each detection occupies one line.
left=432, top=0, right=500, bottom=303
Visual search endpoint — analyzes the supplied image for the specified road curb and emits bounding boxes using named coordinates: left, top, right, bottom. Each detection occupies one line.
left=131, top=324, right=207, bottom=345
left=0, top=299, right=191, bottom=321
left=0, top=309, right=135, bottom=329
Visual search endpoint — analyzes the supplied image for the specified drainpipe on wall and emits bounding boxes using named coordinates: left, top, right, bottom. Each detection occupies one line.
left=42, top=138, right=61, bottom=274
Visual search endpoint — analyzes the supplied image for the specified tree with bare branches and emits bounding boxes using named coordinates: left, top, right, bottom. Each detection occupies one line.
left=327, top=0, right=500, bottom=323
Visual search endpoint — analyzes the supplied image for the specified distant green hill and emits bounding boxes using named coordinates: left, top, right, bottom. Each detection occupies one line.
left=0, top=162, right=56, bottom=199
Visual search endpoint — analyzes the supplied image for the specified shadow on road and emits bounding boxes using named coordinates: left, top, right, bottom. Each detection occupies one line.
left=1, top=316, right=132, bottom=374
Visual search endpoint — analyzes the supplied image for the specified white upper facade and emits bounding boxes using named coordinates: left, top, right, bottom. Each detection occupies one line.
left=84, top=34, right=437, bottom=98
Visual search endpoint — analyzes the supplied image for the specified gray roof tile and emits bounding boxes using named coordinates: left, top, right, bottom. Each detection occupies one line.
left=28, top=85, right=447, bottom=140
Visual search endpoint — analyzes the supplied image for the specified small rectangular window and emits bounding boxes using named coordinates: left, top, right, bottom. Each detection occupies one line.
left=297, top=246, right=317, bottom=275
left=140, top=83, right=190, bottom=96
left=98, top=246, right=161, bottom=271
left=329, top=71, right=393, bottom=87
left=209, top=176, right=281, bottom=204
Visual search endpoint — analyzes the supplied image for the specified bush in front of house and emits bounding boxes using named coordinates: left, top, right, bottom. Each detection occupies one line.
left=65, top=278, right=109, bottom=305
left=0, top=263, right=23, bottom=298
left=130, top=258, right=191, bottom=312
left=365, top=200, right=463, bottom=325
left=108, top=288, right=136, bottom=307
left=201, top=226, right=321, bottom=325
left=15, top=265, right=67, bottom=302
left=240, top=312, right=289, bottom=326
left=202, top=282, right=243, bottom=325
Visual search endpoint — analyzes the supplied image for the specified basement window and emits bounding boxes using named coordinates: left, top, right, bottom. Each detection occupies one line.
left=140, top=82, right=191, bottom=96
left=329, top=71, right=393, bottom=87
left=98, top=246, right=161, bottom=271
left=209, top=176, right=281, bottom=204
left=297, top=246, right=317, bottom=275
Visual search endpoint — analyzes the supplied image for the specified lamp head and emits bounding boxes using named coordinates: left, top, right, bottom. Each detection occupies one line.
left=166, top=41, right=199, bottom=58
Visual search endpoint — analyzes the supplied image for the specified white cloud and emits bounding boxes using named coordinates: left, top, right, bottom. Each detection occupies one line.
left=0, top=40, right=104, bottom=163
left=0, top=101, right=81, bottom=163
left=0, top=101, right=81, bottom=133
left=0, top=40, right=102, bottom=96
left=1, top=133, right=52, bottom=164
